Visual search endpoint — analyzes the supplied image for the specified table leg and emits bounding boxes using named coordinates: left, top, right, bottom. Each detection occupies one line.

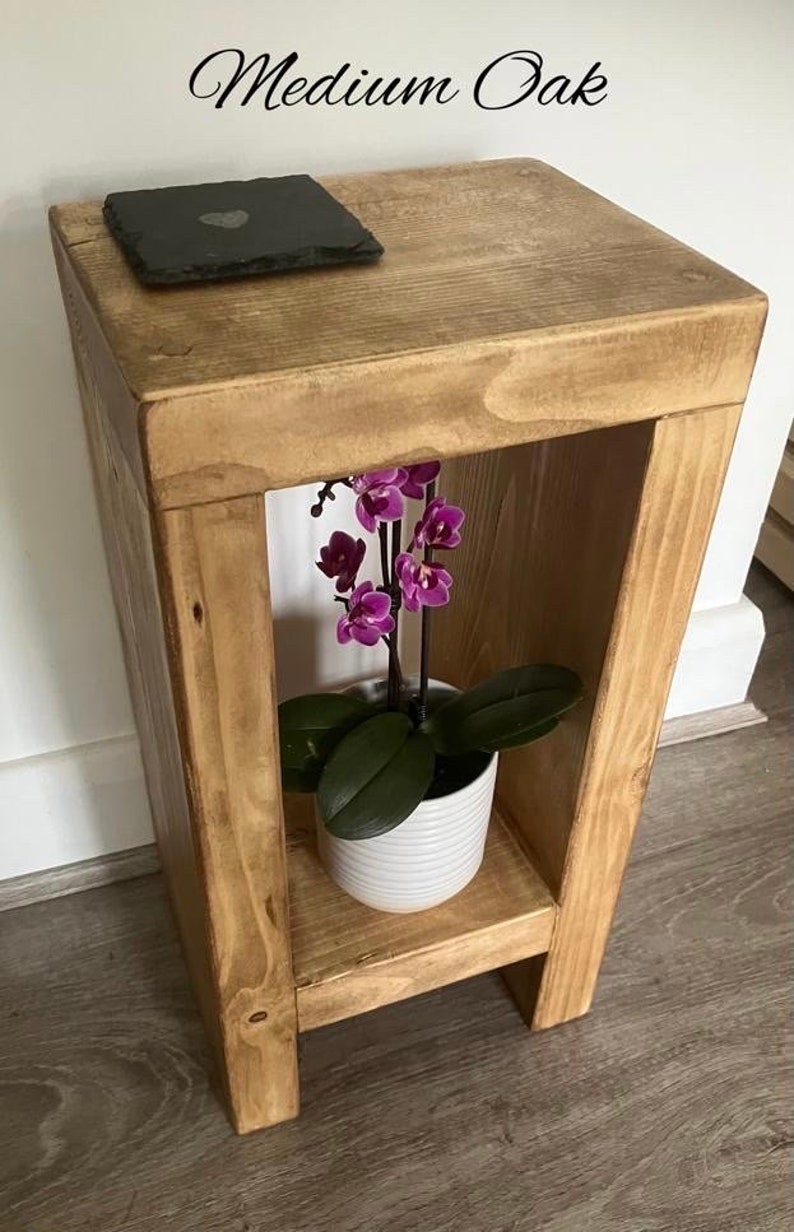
left=507, top=404, right=742, bottom=1027
left=153, top=495, right=299, bottom=1132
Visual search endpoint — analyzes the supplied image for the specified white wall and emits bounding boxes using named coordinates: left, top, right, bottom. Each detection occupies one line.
left=2, top=1, right=792, bottom=878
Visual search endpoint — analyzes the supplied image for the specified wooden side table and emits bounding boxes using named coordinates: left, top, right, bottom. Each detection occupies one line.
left=50, top=160, right=766, bottom=1134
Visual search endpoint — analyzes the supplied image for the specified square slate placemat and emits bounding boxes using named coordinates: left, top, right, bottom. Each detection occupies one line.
left=102, top=174, right=384, bottom=286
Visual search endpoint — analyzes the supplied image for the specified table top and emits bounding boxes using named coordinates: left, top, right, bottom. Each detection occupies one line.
left=51, top=159, right=762, bottom=404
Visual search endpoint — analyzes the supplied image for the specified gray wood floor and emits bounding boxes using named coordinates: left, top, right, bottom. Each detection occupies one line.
left=1, top=565, right=791, bottom=1232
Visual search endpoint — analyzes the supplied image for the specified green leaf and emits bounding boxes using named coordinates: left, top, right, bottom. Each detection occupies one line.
left=318, top=712, right=436, bottom=840
left=474, top=714, right=559, bottom=754
left=423, top=665, right=582, bottom=755
left=278, top=693, right=376, bottom=792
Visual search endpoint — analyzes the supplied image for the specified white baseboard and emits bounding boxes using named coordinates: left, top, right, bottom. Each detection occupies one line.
left=664, top=596, right=764, bottom=719
left=0, top=733, right=154, bottom=882
left=0, top=595, right=766, bottom=895
left=0, top=696, right=768, bottom=913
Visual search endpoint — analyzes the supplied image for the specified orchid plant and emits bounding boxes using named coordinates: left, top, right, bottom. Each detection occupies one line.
left=278, top=461, right=582, bottom=840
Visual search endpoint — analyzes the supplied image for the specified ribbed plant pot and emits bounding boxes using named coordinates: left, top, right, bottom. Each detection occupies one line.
left=316, top=678, right=498, bottom=913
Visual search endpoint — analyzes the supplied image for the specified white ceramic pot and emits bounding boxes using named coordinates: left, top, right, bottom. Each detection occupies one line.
left=316, top=679, right=498, bottom=913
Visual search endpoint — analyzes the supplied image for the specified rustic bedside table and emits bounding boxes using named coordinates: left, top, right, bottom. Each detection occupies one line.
left=50, top=160, right=766, bottom=1134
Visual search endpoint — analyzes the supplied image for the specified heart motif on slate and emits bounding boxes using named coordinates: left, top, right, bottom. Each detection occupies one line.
left=198, top=210, right=250, bottom=230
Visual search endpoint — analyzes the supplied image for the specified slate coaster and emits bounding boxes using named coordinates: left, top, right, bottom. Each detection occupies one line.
left=102, top=174, right=384, bottom=286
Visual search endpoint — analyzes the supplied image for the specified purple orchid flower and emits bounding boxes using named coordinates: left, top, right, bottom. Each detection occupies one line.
left=351, top=469, right=407, bottom=533
left=316, top=530, right=366, bottom=593
left=337, top=582, right=396, bottom=646
left=399, top=461, right=441, bottom=500
left=412, top=496, right=465, bottom=551
left=396, top=552, right=453, bottom=612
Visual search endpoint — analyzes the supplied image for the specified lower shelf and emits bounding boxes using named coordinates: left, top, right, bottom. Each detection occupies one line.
left=284, top=796, right=557, bottom=1032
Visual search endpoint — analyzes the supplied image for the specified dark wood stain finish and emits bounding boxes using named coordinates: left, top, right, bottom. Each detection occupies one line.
left=0, top=567, right=789, bottom=1232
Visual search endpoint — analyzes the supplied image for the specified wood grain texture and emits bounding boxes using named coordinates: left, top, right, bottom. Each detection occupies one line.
left=0, top=566, right=789, bottom=1232
left=56, top=229, right=297, bottom=1133
left=50, top=160, right=766, bottom=508
left=50, top=160, right=763, bottom=396
left=51, top=229, right=148, bottom=495
left=141, top=304, right=763, bottom=509
left=53, top=238, right=223, bottom=1069
left=526, top=403, right=743, bottom=1029
left=283, top=798, right=555, bottom=1031
left=154, top=496, right=298, bottom=1133
left=430, top=420, right=653, bottom=898
left=49, top=159, right=768, bottom=1138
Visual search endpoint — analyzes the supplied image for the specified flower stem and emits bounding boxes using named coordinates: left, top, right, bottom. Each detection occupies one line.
left=417, top=480, right=437, bottom=723
left=378, top=523, right=390, bottom=590
left=387, top=519, right=403, bottom=710
left=310, top=480, right=339, bottom=518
